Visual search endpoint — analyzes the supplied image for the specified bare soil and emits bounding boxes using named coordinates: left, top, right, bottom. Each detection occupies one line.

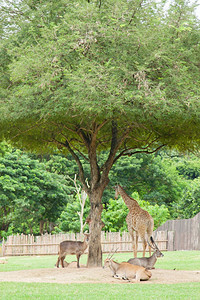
left=0, top=261, right=200, bottom=284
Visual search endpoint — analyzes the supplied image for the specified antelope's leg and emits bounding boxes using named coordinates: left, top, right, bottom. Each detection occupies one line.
left=135, top=272, right=141, bottom=283
left=56, top=256, right=60, bottom=268
left=61, top=256, right=65, bottom=268
left=76, top=254, right=81, bottom=268
left=114, top=273, right=124, bottom=280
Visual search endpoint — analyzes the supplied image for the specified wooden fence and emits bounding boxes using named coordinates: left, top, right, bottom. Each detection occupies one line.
left=1, top=230, right=169, bottom=256
left=155, top=212, right=200, bottom=251
left=2, top=212, right=200, bottom=256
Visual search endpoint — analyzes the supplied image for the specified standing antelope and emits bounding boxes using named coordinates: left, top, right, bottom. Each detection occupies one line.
left=103, top=258, right=152, bottom=283
left=127, top=237, right=164, bottom=269
left=114, top=184, right=154, bottom=258
left=56, top=233, right=90, bottom=268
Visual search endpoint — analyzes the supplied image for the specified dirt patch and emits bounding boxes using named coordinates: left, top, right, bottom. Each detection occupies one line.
left=0, top=262, right=200, bottom=284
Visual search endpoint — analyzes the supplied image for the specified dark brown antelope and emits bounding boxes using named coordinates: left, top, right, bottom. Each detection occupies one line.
left=127, top=237, right=164, bottom=269
left=56, top=233, right=90, bottom=268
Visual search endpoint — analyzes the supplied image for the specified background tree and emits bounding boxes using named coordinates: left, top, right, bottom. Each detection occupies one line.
left=0, top=0, right=200, bottom=266
left=107, top=152, right=185, bottom=206
left=171, top=178, right=200, bottom=219
left=0, top=147, right=69, bottom=238
left=56, top=193, right=90, bottom=234
left=67, top=174, right=90, bottom=234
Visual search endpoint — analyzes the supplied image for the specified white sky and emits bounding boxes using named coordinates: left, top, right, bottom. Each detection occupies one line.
left=195, top=1, right=200, bottom=18
left=162, top=0, right=200, bottom=19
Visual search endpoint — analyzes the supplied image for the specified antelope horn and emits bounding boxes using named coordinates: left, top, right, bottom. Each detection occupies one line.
left=106, top=247, right=114, bottom=259
left=107, top=247, right=119, bottom=259
left=150, top=236, right=159, bottom=250
left=147, top=238, right=156, bottom=250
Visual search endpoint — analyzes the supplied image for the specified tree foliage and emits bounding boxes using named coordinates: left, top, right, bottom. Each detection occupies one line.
left=0, top=146, right=69, bottom=238
left=171, top=177, right=200, bottom=219
left=1, top=0, right=200, bottom=153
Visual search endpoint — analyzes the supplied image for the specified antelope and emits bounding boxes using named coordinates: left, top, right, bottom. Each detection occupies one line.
left=103, top=257, right=152, bottom=283
left=56, top=233, right=90, bottom=268
left=127, top=237, right=164, bottom=269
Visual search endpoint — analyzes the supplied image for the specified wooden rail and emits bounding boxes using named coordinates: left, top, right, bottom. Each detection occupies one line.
left=2, top=231, right=168, bottom=256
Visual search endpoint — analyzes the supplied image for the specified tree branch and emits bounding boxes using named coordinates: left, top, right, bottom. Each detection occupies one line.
left=129, top=0, right=144, bottom=25
left=53, top=139, right=89, bottom=193
left=100, top=122, right=132, bottom=185
left=76, top=120, right=108, bottom=189
left=113, top=143, right=166, bottom=163
left=11, top=118, right=44, bottom=140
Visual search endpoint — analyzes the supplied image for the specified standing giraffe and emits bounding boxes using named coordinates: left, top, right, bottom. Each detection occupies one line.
left=114, top=184, right=154, bottom=258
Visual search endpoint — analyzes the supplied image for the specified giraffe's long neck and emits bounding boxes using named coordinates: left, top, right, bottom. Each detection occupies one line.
left=118, top=186, right=139, bottom=209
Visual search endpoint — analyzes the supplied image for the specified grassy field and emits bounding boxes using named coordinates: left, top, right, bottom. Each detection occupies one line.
left=0, top=251, right=200, bottom=299
left=0, top=282, right=200, bottom=300
left=1, top=250, right=200, bottom=272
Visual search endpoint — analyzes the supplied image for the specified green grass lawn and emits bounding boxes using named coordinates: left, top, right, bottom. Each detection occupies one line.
left=0, top=251, right=200, bottom=299
left=0, top=282, right=200, bottom=300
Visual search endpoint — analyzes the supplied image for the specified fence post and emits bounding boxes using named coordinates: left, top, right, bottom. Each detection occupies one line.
left=2, top=237, right=5, bottom=256
left=167, top=231, right=175, bottom=251
left=0, top=239, right=3, bottom=256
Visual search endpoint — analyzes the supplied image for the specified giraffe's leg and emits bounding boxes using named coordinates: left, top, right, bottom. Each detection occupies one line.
left=130, top=230, right=138, bottom=258
left=128, top=226, right=136, bottom=257
left=146, top=234, right=152, bottom=257
left=135, top=232, right=139, bottom=258
left=140, top=234, right=147, bottom=257
left=131, top=232, right=136, bottom=257
left=147, top=225, right=154, bottom=257
left=148, top=240, right=152, bottom=257
left=127, top=214, right=137, bottom=257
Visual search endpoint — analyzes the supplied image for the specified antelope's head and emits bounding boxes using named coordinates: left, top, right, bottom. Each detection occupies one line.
left=103, top=248, right=118, bottom=268
left=148, top=237, right=164, bottom=257
left=155, top=248, right=164, bottom=258
left=103, top=258, right=112, bottom=269
left=83, top=232, right=90, bottom=243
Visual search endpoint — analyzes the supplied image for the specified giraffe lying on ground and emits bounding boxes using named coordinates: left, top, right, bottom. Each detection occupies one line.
left=114, top=184, right=155, bottom=258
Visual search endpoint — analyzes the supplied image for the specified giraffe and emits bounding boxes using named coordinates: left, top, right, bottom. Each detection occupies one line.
left=114, top=184, right=154, bottom=258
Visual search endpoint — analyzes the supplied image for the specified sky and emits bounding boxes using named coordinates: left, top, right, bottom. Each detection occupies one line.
left=163, top=0, right=200, bottom=19
left=187, top=0, right=200, bottom=19
left=195, top=1, right=200, bottom=18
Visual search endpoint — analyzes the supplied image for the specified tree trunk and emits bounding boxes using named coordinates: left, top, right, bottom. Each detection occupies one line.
left=49, top=222, right=54, bottom=232
left=29, top=226, right=33, bottom=235
left=87, top=187, right=105, bottom=267
left=40, top=220, right=44, bottom=235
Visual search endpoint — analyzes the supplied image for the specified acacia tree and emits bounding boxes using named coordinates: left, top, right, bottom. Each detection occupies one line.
left=1, top=0, right=200, bottom=266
